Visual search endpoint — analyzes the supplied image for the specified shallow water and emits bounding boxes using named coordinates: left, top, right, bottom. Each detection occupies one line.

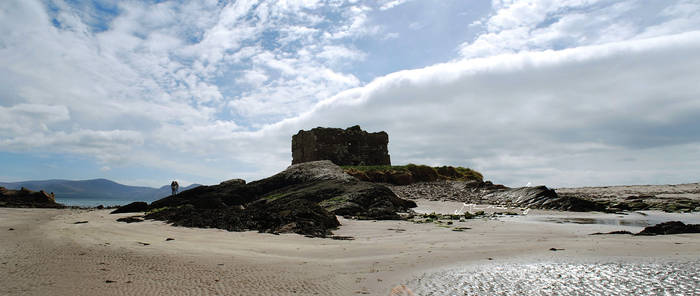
left=503, top=211, right=700, bottom=228
left=406, top=260, right=700, bottom=295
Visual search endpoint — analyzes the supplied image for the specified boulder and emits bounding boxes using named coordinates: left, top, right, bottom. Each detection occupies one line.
left=220, top=178, right=246, bottom=185
left=111, top=201, right=149, bottom=214
left=116, top=216, right=144, bottom=223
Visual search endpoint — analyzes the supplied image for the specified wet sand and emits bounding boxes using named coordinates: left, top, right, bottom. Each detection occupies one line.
left=557, top=182, right=700, bottom=199
left=1, top=201, right=698, bottom=295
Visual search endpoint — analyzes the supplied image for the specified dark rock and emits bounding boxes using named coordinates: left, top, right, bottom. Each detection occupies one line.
left=549, top=248, right=564, bottom=251
left=116, top=216, right=144, bottom=223
left=73, top=221, right=88, bottom=224
left=330, top=236, right=355, bottom=240
left=145, top=161, right=416, bottom=237
left=8, top=228, right=14, bottom=231
left=165, top=238, right=174, bottom=241
left=0, top=187, right=64, bottom=208
left=111, top=202, right=149, bottom=214
left=590, top=230, right=633, bottom=235
left=96, top=205, right=104, bottom=209
left=291, top=125, right=390, bottom=166
left=636, top=221, right=700, bottom=235
left=220, top=178, right=246, bottom=185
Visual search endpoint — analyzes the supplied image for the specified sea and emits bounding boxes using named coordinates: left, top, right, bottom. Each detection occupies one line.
left=55, top=197, right=159, bottom=207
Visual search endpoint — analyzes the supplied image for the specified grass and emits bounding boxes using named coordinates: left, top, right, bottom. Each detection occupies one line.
left=341, top=163, right=483, bottom=182
left=261, top=193, right=287, bottom=201
left=318, top=196, right=349, bottom=207
left=341, top=165, right=409, bottom=172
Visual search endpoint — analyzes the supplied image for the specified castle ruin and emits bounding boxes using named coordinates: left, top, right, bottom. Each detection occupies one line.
left=291, top=125, right=391, bottom=166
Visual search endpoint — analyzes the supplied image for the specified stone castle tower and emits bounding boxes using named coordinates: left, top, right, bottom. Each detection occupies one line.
left=291, top=125, right=391, bottom=166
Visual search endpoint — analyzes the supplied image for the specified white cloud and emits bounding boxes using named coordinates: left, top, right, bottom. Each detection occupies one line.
left=0, top=0, right=372, bottom=170
left=317, top=45, right=366, bottom=63
left=240, top=70, right=269, bottom=87
left=0, top=104, right=70, bottom=134
left=379, top=0, right=410, bottom=11
left=459, top=0, right=700, bottom=58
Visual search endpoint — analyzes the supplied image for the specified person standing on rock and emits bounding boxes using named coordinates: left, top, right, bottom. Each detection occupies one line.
left=171, top=181, right=179, bottom=195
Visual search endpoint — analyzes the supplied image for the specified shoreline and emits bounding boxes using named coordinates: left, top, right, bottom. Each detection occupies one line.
left=2, top=202, right=699, bottom=295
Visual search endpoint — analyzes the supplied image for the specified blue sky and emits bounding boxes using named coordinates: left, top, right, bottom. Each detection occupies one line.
left=1, top=0, right=700, bottom=188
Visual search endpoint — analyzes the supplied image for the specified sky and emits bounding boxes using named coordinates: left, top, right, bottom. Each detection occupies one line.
left=1, top=0, right=699, bottom=188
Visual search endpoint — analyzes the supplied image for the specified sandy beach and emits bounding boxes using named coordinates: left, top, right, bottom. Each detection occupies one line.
left=1, top=200, right=699, bottom=295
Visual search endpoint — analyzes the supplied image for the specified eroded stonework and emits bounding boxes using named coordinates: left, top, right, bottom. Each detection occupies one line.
left=292, top=125, right=391, bottom=166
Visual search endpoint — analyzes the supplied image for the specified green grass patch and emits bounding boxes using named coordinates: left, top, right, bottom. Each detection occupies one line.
left=318, top=196, right=349, bottom=207
left=342, top=163, right=483, bottom=182
left=341, top=165, right=409, bottom=172
left=261, top=193, right=287, bottom=201
left=145, top=205, right=186, bottom=215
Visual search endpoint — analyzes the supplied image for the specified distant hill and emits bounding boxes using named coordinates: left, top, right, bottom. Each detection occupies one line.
left=0, top=179, right=201, bottom=203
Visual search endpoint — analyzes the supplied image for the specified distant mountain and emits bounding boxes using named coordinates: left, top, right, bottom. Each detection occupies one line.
left=0, top=179, right=201, bottom=203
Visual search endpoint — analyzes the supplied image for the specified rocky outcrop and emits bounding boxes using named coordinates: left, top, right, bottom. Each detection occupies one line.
left=145, top=161, right=416, bottom=237
left=482, top=186, right=604, bottom=211
left=292, top=125, right=390, bottom=166
left=389, top=181, right=604, bottom=211
left=556, top=183, right=700, bottom=212
left=0, top=187, right=64, bottom=208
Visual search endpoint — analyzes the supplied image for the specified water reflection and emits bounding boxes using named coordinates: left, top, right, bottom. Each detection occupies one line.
left=407, top=261, right=700, bottom=295
left=505, top=211, right=700, bottom=228
left=540, top=217, right=650, bottom=227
